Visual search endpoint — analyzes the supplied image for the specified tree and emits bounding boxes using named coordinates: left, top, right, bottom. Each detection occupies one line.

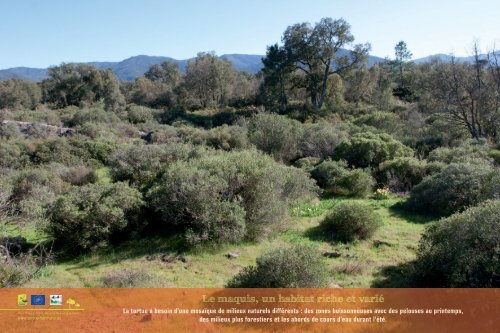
left=425, top=42, right=499, bottom=140
left=262, top=17, right=370, bottom=115
left=394, top=41, right=412, bottom=86
left=0, top=79, right=42, bottom=110
left=41, top=64, right=125, bottom=112
left=184, top=52, right=236, bottom=108
left=144, top=61, right=182, bottom=86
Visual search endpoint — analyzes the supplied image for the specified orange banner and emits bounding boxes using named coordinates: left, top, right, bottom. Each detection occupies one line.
left=0, top=288, right=497, bottom=332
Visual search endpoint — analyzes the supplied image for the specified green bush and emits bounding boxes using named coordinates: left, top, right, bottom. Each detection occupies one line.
left=300, top=122, right=346, bottom=159
left=311, top=161, right=374, bottom=197
left=334, top=169, right=375, bottom=198
left=126, top=104, right=155, bottom=124
left=294, top=157, right=321, bottom=172
left=405, top=163, right=495, bottom=216
left=47, top=182, right=144, bottom=251
left=0, top=122, right=22, bottom=140
left=378, top=157, right=429, bottom=191
left=148, top=163, right=246, bottom=246
left=226, top=245, right=328, bottom=288
left=68, top=107, right=121, bottom=127
left=321, top=201, right=381, bottom=242
left=413, top=200, right=500, bottom=287
left=489, top=149, right=500, bottom=166
left=10, top=168, right=68, bottom=219
left=427, top=141, right=493, bottom=165
left=179, top=124, right=249, bottom=151
left=31, top=138, right=83, bottom=166
left=108, top=142, right=206, bottom=188
left=0, top=141, right=30, bottom=169
left=248, top=113, right=303, bottom=162
left=148, top=149, right=317, bottom=245
left=353, top=111, right=402, bottom=135
left=334, top=132, right=413, bottom=168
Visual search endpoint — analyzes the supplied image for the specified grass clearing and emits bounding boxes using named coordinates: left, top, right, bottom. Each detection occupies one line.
left=17, top=195, right=436, bottom=288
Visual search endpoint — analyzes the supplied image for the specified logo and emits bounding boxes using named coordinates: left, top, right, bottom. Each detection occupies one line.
left=17, top=294, right=27, bottom=306
left=30, top=294, right=46, bottom=306
left=50, top=295, right=63, bottom=306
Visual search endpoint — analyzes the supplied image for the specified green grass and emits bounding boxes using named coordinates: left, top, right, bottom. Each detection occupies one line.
left=19, top=196, right=436, bottom=288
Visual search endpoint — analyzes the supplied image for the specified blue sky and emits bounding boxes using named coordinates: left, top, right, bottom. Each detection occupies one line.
left=0, top=0, right=499, bottom=68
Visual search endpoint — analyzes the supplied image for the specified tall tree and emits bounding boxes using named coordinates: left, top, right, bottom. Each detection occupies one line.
left=41, top=63, right=125, bottom=112
left=394, top=41, right=412, bottom=87
left=184, top=52, right=236, bottom=108
left=262, top=18, right=370, bottom=115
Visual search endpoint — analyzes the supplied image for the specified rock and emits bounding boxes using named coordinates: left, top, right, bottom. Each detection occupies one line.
left=322, top=251, right=342, bottom=258
left=226, top=252, right=239, bottom=259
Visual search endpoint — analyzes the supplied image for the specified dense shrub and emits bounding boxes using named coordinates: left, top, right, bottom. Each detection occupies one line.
left=108, top=143, right=206, bottom=188
left=148, top=163, right=247, bottom=246
left=148, top=149, right=317, bottom=246
left=31, top=138, right=83, bottom=165
left=427, top=141, right=493, bottom=165
left=10, top=169, right=68, bottom=218
left=413, top=200, right=500, bottom=287
left=300, top=122, right=347, bottom=159
left=353, top=111, right=402, bottom=135
left=378, top=157, right=429, bottom=191
left=226, top=245, right=328, bottom=288
left=294, top=157, right=321, bottom=172
left=0, top=141, right=30, bottom=169
left=334, top=132, right=413, bottom=168
left=311, top=161, right=374, bottom=197
left=248, top=113, right=303, bottom=162
left=405, top=163, right=496, bottom=216
left=0, top=122, right=22, bottom=140
left=126, top=104, right=155, bottom=124
left=179, top=124, right=249, bottom=151
left=60, top=165, right=97, bottom=186
left=68, top=107, right=121, bottom=127
left=47, top=182, right=144, bottom=251
left=334, top=169, right=375, bottom=198
left=321, top=201, right=381, bottom=242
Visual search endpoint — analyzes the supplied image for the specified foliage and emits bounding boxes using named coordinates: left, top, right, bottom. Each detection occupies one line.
left=248, top=113, right=303, bottom=162
left=293, top=157, right=321, bottom=172
left=405, top=162, right=496, bottom=216
left=311, top=160, right=374, bottom=197
left=300, top=122, right=347, bottom=159
left=47, top=182, right=144, bottom=251
left=413, top=200, right=500, bottom=287
left=378, top=157, right=429, bottom=191
left=0, top=79, right=41, bottom=110
left=426, top=141, right=493, bottom=165
left=148, top=149, right=317, bottom=246
left=334, top=132, right=414, bottom=168
left=42, top=64, right=125, bottom=112
left=226, top=245, right=328, bottom=288
left=321, top=201, right=381, bottom=242
left=108, top=142, right=205, bottom=188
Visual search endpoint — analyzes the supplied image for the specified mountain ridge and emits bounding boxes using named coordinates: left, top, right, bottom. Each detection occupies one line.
left=2, top=51, right=492, bottom=82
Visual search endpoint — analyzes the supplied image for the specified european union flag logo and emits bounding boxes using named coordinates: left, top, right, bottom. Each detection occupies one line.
left=30, top=295, right=46, bottom=306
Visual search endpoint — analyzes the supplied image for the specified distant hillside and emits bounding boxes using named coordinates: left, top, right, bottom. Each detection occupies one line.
left=0, top=51, right=384, bottom=81
left=413, top=52, right=499, bottom=64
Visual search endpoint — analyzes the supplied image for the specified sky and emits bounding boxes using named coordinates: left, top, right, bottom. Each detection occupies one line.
left=0, top=0, right=499, bottom=69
